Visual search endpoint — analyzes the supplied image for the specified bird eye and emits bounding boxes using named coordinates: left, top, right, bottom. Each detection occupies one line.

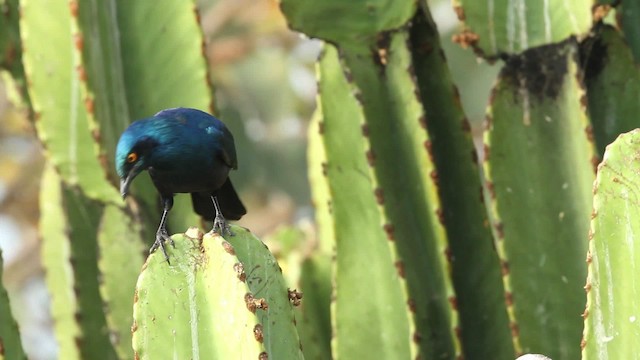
left=127, top=152, right=138, bottom=163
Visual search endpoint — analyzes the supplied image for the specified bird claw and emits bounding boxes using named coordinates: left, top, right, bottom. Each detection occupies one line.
left=212, top=214, right=233, bottom=237
left=150, top=229, right=174, bottom=264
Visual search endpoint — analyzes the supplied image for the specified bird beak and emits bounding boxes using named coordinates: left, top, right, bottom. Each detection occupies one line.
left=120, top=162, right=144, bottom=199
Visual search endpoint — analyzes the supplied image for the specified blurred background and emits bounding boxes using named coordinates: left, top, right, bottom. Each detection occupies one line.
left=0, top=0, right=498, bottom=358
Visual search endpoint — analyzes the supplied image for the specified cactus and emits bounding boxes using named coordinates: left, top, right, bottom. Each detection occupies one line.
left=316, top=45, right=415, bottom=358
left=132, top=226, right=302, bottom=359
left=409, top=6, right=514, bottom=359
left=451, top=0, right=592, bottom=57
left=482, top=41, right=595, bottom=358
left=0, top=249, right=26, bottom=360
left=39, top=163, right=117, bottom=359
left=582, top=25, right=640, bottom=155
left=96, top=205, right=146, bottom=359
left=582, top=129, right=640, bottom=359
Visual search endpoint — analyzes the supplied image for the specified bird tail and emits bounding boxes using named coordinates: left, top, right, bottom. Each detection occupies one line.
left=191, top=178, right=246, bottom=221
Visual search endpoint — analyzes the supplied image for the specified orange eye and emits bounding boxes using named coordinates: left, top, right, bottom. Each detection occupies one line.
left=126, top=152, right=138, bottom=163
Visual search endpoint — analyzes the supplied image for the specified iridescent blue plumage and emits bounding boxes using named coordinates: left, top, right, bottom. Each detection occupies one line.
left=115, top=108, right=246, bottom=262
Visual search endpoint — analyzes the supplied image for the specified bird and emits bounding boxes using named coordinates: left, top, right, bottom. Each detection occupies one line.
left=115, top=107, right=246, bottom=263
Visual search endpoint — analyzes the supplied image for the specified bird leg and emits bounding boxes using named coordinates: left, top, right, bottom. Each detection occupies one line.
left=150, top=198, right=175, bottom=264
left=211, top=195, right=232, bottom=236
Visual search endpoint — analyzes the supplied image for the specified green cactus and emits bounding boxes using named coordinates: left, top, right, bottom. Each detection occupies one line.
left=451, top=0, right=592, bottom=57
left=0, top=249, right=26, bottom=360
left=582, top=25, right=640, bottom=156
left=316, top=45, right=415, bottom=359
left=132, top=226, right=302, bottom=359
left=409, top=5, right=514, bottom=359
left=96, top=205, right=146, bottom=359
left=39, top=163, right=117, bottom=359
left=20, top=0, right=121, bottom=203
left=482, top=41, right=595, bottom=358
left=582, top=129, right=640, bottom=359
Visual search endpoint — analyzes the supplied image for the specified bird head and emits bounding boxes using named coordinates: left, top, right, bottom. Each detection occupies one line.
left=115, top=123, right=158, bottom=199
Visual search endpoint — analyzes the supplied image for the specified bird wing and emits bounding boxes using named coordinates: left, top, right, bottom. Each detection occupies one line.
left=219, top=126, right=238, bottom=169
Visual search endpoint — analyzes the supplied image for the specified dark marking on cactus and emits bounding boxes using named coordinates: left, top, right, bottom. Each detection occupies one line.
left=395, top=261, right=405, bottom=278
left=407, top=299, right=416, bottom=313
left=374, top=32, right=392, bottom=69
left=83, top=97, right=94, bottom=115
left=245, top=293, right=269, bottom=313
left=383, top=223, right=395, bottom=241
left=413, top=88, right=421, bottom=103
left=509, top=322, right=519, bottom=337
left=588, top=228, right=594, bottom=241
left=461, top=118, right=471, bottom=133
left=579, top=29, right=608, bottom=82
left=591, top=155, right=601, bottom=173
left=430, top=170, right=439, bottom=186
left=501, top=40, right=575, bottom=101
left=259, top=352, right=268, bottom=360
left=592, top=4, right=612, bottom=22
left=374, top=187, right=384, bottom=205
left=418, top=115, right=427, bottom=129
left=453, top=5, right=466, bottom=21
left=590, top=209, right=597, bottom=220
left=222, top=241, right=235, bottom=255
left=69, top=0, right=78, bottom=17
left=134, top=351, right=140, bottom=360
left=494, top=222, right=504, bottom=239
left=74, top=310, right=83, bottom=324
left=76, top=65, right=87, bottom=82
left=454, top=326, right=462, bottom=339
left=586, top=251, right=593, bottom=264
left=584, top=281, right=592, bottom=292
left=424, top=140, right=434, bottom=161
left=471, top=148, right=478, bottom=164
left=234, top=263, right=246, bottom=282
left=361, top=123, right=369, bottom=137
left=321, top=162, right=328, bottom=177
left=412, top=332, right=422, bottom=343
left=253, top=324, right=264, bottom=343
left=484, top=114, right=493, bottom=131
left=33, top=111, right=41, bottom=122
left=90, top=128, right=101, bottom=143
left=584, top=125, right=594, bottom=142
left=500, top=260, right=510, bottom=276
left=131, top=320, right=138, bottom=333
left=444, top=247, right=453, bottom=263
left=366, top=149, right=376, bottom=166
left=354, top=91, right=365, bottom=105
left=452, top=86, right=463, bottom=108
left=74, top=336, right=83, bottom=350
left=580, top=94, right=588, bottom=109
left=98, top=153, right=109, bottom=171
left=342, top=66, right=354, bottom=83
left=483, top=143, right=490, bottom=162
left=448, top=296, right=458, bottom=310
left=505, top=292, right=513, bottom=306
left=288, top=289, right=303, bottom=307
left=407, top=63, right=416, bottom=79
left=73, top=33, right=83, bottom=51
left=485, top=181, right=496, bottom=200
left=580, top=337, right=587, bottom=351
left=451, top=30, right=479, bottom=49
left=318, top=121, right=325, bottom=135
left=435, top=208, right=445, bottom=225
left=479, top=186, right=485, bottom=204
left=581, top=308, right=589, bottom=319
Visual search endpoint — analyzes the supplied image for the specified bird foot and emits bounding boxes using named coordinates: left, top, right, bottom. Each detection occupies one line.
left=212, top=214, right=233, bottom=237
left=150, top=229, right=175, bottom=264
